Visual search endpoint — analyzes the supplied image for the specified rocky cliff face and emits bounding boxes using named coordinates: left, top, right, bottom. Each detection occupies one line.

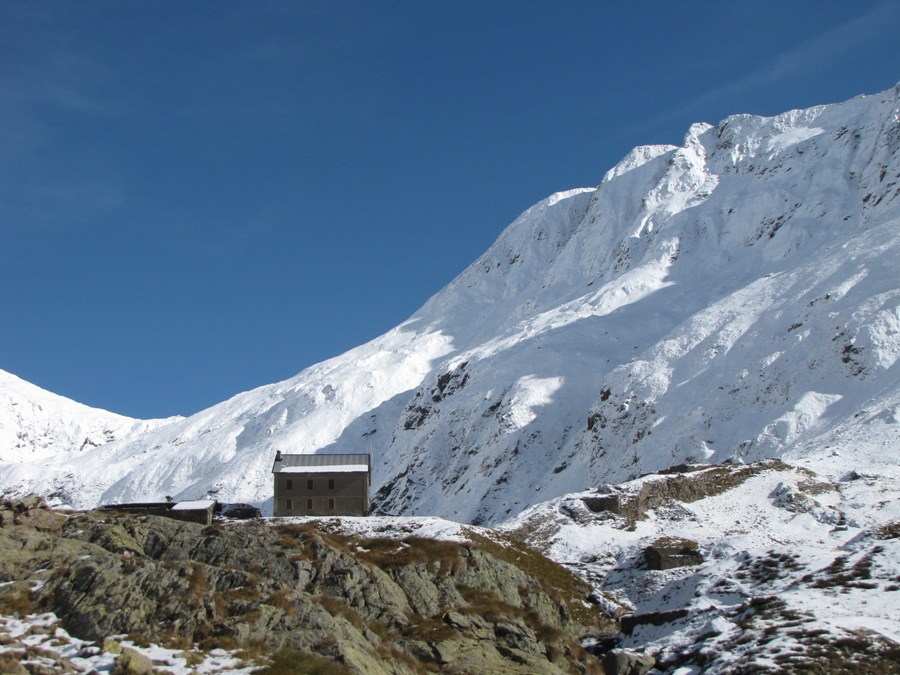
left=0, top=496, right=610, bottom=673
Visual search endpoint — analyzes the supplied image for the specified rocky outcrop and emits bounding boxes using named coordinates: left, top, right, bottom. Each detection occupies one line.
left=581, top=460, right=792, bottom=526
left=0, top=496, right=610, bottom=673
left=602, top=648, right=656, bottom=675
left=0, top=493, right=67, bottom=533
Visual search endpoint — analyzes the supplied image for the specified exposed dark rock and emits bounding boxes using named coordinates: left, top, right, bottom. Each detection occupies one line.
left=581, top=494, right=625, bottom=515
left=217, top=502, right=262, bottom=519
left=620, top=608, right=690, bottom=635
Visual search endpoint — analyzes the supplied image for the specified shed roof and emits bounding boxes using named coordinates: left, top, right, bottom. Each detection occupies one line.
left=172, top=500, right=217, bottom=511
left=272, top=453, right=371, bottom=474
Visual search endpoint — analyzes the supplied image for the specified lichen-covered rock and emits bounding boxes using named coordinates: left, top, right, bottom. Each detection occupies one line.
left=0, top=493, right=67, bottom=534
left=16, top=494, right=47, bottom=511
left=603, top=648, right=656, bottom=675
left=12, top=507, right=68, bottom=534
left=112, top=646, right=155, bottom=674
left=0, top=505, right=608, bottom=674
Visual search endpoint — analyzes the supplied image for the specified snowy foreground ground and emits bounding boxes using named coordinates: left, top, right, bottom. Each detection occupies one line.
left=502, top=457, right=900, bottom=672
left=0, top=613, right=256, bottom=674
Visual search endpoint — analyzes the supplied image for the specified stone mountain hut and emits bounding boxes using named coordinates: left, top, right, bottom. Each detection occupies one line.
left=100, top=499, right=217, bottom=526
left=272, top=451, right=371, bottom=517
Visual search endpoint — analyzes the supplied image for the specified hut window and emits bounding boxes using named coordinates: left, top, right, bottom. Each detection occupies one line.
left=328, top=498, right=335, bottom=510
left=307, top=499, right=313, bottom=510
left=286, top=479, right=293, bottom=491
left=286, top=499, right=293, bottom=512
left=307, top=479, right=314, bottom=490
left=328, top=479, right=335, bottom=490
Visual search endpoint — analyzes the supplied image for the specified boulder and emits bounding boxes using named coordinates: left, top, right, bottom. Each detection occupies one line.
left=112, top=646, right=155, bottom=674
left=14, top=507, right=67, bottom=534
left=603, top=648, right=656, bottom=675
left=17, top=494, right=47, bottom=511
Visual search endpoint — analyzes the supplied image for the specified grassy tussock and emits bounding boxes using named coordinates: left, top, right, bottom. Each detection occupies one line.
left=186, top=562, right=208, bottom=606
left=0, top=581, right=34, bottom=617
left=266, top=588, right=297, bottom=617
left=398, top=614, right=459, bottom=642
left=317, top=595, right=365, bottom=631
left=353, top=536, right=461, bottom=574
left=253, top=647, right=354, bottom=675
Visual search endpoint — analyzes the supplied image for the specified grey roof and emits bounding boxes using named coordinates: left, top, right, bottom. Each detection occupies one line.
left=272, top=452, right=370, bottom=474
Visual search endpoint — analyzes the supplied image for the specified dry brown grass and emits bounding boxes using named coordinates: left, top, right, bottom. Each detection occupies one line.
left=277, top=533, right=303, bottom=549
left=253, top=647, right=353, bottom=675
left=273, top=522, right=319, bottom=539
left=352, top=536, right=462, bottom=575
left=186, top=563, right=208, bottom=607
left=266, top=588, right=297, bottom=617
left=876, top=521, right=900, bottom=540
left=457, top=585, right=525, bottom=622
left=158, top=628, right=193, bottom=651
left=317, top=595, right=365, bottom=631
left=281, top=522, right=463, bottom=577
left=198, top=634, right=240, bottom=652
left=0, top=582, right=34, bottom=617
left=234, top=638, right=269, bottom=663
left=398, top=614, right=460, bottom=642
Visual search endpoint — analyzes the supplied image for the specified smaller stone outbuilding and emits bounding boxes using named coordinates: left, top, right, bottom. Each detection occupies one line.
left=169, top=499, right=217, bottom=525
left=100, top=499, right=218, bottom=526
left=643, top=537, right=703, bottom=570
left=272, top=451, right=370, bottom=517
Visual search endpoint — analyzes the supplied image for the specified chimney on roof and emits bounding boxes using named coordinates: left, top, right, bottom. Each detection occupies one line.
left=275, top=450, right=282, bottom=462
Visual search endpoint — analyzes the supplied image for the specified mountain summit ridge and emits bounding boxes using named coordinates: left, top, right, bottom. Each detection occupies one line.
left=2, top=84, right=899, bottom=525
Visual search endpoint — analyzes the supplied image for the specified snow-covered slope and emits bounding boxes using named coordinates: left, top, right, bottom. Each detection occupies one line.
left=0, top=369, right=178, bottom=465
left=2, top=84, right=899, bottom=526
left=501, top=459, right=900, bottom=671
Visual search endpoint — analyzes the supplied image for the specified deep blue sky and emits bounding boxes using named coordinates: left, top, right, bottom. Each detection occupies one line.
left=2, top=1, right=899, bottom=419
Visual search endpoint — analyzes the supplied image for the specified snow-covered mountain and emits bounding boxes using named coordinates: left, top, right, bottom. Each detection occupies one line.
left=0, top=369, right=179, bottom=466
left=2, top=83, right=899, bottom=528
